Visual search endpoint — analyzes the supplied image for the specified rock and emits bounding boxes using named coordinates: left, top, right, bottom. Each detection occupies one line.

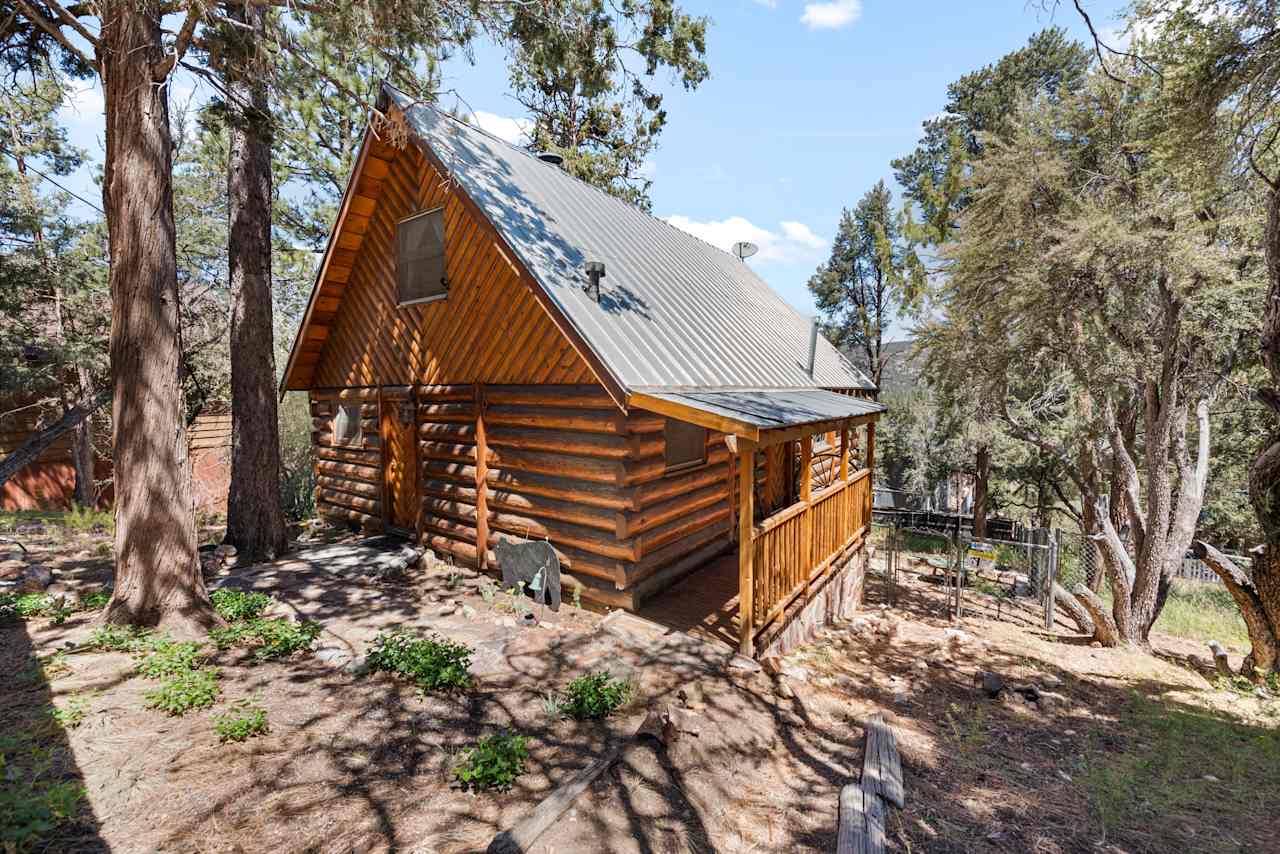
left=315, top=647, right=352, bottom=666
left=849, top=617, right=872, bottom=634
left=1040, top=674, right=1064, bottom=690
left=434, top=604, right=457, bottom=617
left=19, top=564, right=53, bottom=592
left=974, top=670, right=1004, bottom=698
left=943, top=628, right=971, bottom=646
left=495, top=616, right=517, bottom=628
left=779, top=662, right=809, bottom=682
left=776, top=680, right=795, bottom=699
left=461, top=605, right=477, bottom=619
left=344, top=655, right=371, bottom=676
left=1203, top=774, right=1220, bottom=782
left=214, top=543, right=237, bottom=559
left=915, top=660, right=929, bottom=671
left=762, top=656, right=784, bottom=676
left=1090, top=641, right=1102, bottom=649
left=728, top=655, right=762, bottom=673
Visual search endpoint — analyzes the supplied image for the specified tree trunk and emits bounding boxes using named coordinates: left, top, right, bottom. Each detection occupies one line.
left=1073, top=584, right=1119, bottom=646
left=222, top=2, right=288, bottom=562
left=973, top=443, right=990, bottom=539
left=1193, top=541, right=1277, bottom=678
left=1054, top=581, right=1094, bottom=637
left=1247, top=183, right=1280, bottom=677
left=99, top=3, right=215, bottom=635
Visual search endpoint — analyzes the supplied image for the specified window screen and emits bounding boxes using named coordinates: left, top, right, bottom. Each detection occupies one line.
left=664, top=419, right=707, bottom=471
left=333, top=404, right=362, bottom=447
left=397, top=207, right=447, bottom=305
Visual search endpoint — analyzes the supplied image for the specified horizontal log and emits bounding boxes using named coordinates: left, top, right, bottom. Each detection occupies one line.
left=416, top=384, right=478, bottom=402
left=634, top=459, right=731, bottom=508
left=486, top=427, right=632, bottom=460
left=317, top=487, right=380, bottom=515
left=483, top=385, right=618, bottom=410
left=418, top=441, right=477, bottom=465
left=317, top=459, right=382, bottom=483
left=423, top=532, right=487, bottom=570
left=625, top=444, right=731, bottom=486
left=629, top=517, right=732, bottom=583
left=422, top=460, right=476, bottom=487
left=316, top=445, right=380, bottom=466
left=419, top=422, right=476, bottom=444
left=626, top=412, right=666, bottom=433
left=487, top=468, right=634, bottom=512
left=317, top=500, right=379, bottom=528
left=488, top=510, right=636, bottom=562
left=489, top=447, right=625, bottom=485
left=311, top=387, right=380, bottom=401
left=313, top=429, right=381, bottom=451
left=637, top=505, right=731, bottom=558
left=316, top=475, right=381, bottom=499
left=488, top=488, right=617, bottom=533
left=617, top=480, right=729, bottom=539
left=484, top=405, right=626, bottom=435
left=312, top=415, right=377, bottom=433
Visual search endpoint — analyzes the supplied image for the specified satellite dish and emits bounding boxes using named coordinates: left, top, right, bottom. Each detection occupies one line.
left=732, top=241, right=758, bottom=261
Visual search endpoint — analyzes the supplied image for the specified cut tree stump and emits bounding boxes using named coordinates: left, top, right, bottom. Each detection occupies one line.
left=838, top=712, right=904, bottom=854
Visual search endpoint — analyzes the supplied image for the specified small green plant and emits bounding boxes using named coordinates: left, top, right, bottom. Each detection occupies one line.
left=541, top=691, right=564, bottom=721
left=87, top=623, right=151, bottom=652
left=559, top=671, right=632, bottom=720
left=0, top=777, right=85, bottom=850
left=75, top=588, right=111, bottom=611
left=572, top=582, right=582, bottom=610
left=452, top=731, right=529, bottom=792
left=479, top=579, right=497, bottom=604
left=209, top=617, right=320, bottom=660
left=134, top=638, right=205, bottom=678
left=366, top=630, right=472, bottom=692
left=213, top=698, right=269, bottom=742
left=0, top=592, right=72, bottom=623
left=48, top=696, right=90, bottom=729
left=64, top=504, right=113, bottom=534
left=143, top=668, right=220, bottom=715
left=210, top=588, right=274, bottom=622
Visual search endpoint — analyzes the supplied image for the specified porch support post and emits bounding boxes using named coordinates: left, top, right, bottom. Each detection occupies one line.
left=838, top=420, right=849, bottom=482
left=866, top=421, right=876, bottom=473
left=737, top=436, right=757, bottom=657
left=800, top=434, right=813, bottom=567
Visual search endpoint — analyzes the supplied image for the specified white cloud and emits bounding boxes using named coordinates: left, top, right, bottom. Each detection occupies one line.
left=800, top=0, right=862, bottom=30
left=469, top=110, right=533, bottom=145
left=58, top=82, right=103, bottom=125
left=639, top=158, right=659, bottom=179
left=663, top=214, right=828, bottom=264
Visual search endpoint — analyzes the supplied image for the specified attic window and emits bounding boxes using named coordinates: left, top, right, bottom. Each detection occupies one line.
left=397, top=207, right=447, bottom=305
left=664, top=419, right=707, bottom=472
left=333, top=404, right=363, bottom=447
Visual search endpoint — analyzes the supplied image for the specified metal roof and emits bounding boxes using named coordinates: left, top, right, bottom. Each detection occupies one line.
left=643, top=389, right=886, bottom=430
left=387, top=86, right=875, bottom=394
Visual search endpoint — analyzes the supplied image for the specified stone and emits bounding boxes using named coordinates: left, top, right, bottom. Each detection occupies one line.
left=1040, top=674, right=1064, bottom=690
left=461, top=605, right=477, bottom=619
left=1203, top=774, right=1220, bottom=782
left=974, top=670, right=1004, bottom=698
left=214, top=543, right=237, bottom=559
left=495, top=616, right=518, bottom=628
left=943, top=628, right=971, bottom=646
left=728, top=655, right=762, bottom=673
left=434, top=604, right=457, bottom=617
left=776, top=680, right=795, bottom=699
left=779, top=662, right=810, bottom=682
left=344, top=655, right=371, bottom=676
left=916, top=660, right=929, bottom=671
left=19, top=564, right=53, bottom=592
left=1090, top=641, right=1102, bottom=649
left=315, top=647, right=352, bottom=666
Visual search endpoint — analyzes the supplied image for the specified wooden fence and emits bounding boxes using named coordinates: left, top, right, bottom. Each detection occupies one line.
left=751, top=468, right=871, bottom=634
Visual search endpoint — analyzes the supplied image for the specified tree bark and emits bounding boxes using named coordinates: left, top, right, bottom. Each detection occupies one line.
left=99, top=2, right=215, bottom=635
left=1054, top=581, right=1094, bottom=637
left=1072, top=584, right=1119, bottom=646
left=973, top=443, right=990, bottom=539
left=222, top=2, right=288, bottom=561
left=1193, top=541, right=1277, bottom=678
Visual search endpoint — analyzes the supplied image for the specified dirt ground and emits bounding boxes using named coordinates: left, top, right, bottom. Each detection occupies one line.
left=3, top=523, right=1277, bottom=853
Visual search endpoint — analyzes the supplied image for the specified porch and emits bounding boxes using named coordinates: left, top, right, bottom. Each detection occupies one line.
left=632, top=386, right=880, bottom=657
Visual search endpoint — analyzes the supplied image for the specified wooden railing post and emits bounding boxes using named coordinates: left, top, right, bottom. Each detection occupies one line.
left=737, top=437, right=757, bottom=657
left=475, top=384, right=489, bottom=571
left=865, top=422, right=876, bottom=521
left=800, top=435, right=813, bottom=569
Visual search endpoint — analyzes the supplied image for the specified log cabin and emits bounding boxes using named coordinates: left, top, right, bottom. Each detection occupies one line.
left=280, top=84, right=886, bottom=657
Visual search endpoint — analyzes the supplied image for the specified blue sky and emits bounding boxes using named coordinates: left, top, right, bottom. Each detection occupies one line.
left=52, top=0, right=1127, bottom=337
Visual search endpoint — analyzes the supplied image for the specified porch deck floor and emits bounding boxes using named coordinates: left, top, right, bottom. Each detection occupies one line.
left=636, top=552, right=740, bottom=650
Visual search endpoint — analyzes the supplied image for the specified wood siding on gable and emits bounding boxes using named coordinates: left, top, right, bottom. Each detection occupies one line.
left=306, top=140, right=596, bottom=390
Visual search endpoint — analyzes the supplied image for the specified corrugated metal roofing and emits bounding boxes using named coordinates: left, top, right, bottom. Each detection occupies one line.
left=387, top=86, right=875, bottom=394
left=644, top=389, right=886, bottom=430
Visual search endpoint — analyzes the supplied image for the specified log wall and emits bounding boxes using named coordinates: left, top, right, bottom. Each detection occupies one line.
left=310, top=389, right=384, bottom=531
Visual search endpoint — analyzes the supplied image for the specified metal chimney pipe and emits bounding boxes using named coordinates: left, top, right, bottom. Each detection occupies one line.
left=807, top=317, right=819, bottom=378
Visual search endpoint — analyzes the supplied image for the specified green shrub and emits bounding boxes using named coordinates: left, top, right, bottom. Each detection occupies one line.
left=452, top=732, right=528, bottom=792
left=210, top=588, right=274, bottom=622
left=213, top=699, right=269, bottom=742
left=0, top=592, right=72, bottom=624
left=75, top=588, right=111, bottom=611
left=64, top=505, right=112, bottom=534
left=559, top=672, right=632, bottom=720
left=209, top=617, right=320, bottom=660
left=365, top=630, right=472, bottom=692
left=86, top=623, right=151, bottom=652
left=0, top=779, right=84, bottom=850
left=48, top=696, right=90, bottom=730
left=143, top=668, right=220, bottom=715
left=133, top=638, right=205, bottom=679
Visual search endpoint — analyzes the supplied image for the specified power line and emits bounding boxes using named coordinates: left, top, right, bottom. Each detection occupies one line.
left=0, top=147, right=104, bottom=215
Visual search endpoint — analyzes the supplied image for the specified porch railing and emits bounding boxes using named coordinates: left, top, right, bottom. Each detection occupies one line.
left=750, top=467, right=871, bottom=633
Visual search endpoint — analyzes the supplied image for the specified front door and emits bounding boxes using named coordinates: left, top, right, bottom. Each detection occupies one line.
left=380, top=388, right=419, bottom=533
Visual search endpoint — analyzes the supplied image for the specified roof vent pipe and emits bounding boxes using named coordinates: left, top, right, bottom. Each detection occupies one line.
left=537, top=151, right=564, bottom=166
left=807, top=317, right=819, bottom=378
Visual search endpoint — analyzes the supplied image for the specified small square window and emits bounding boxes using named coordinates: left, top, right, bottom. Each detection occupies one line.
left=333, top=404, right=363, bottom=447
left=397, top=207, right=447, bottom=305
left=664, top=419, right=707, bottom=472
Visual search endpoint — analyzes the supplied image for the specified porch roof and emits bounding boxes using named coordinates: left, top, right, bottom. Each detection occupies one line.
left=632, top=388, right=885, bottom=441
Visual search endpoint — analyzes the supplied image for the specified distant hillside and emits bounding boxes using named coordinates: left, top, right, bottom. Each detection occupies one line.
left=848, top=340, right=921, bottom=395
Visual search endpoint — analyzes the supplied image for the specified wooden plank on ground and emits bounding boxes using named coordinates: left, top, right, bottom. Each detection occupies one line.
left=836, top=783, right=866, bottom=854
left=862, top=712, right=904, bottom=808
left=862, top=777, right=886, bottom=854
left=838, top=712, right=903, bottom=854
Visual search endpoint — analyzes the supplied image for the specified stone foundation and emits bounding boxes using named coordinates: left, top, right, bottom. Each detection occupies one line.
left=757, top=542, right=867, bottom=659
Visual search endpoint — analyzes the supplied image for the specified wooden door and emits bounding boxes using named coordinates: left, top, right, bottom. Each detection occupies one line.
left=380, top=388, right=419, bottom=533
